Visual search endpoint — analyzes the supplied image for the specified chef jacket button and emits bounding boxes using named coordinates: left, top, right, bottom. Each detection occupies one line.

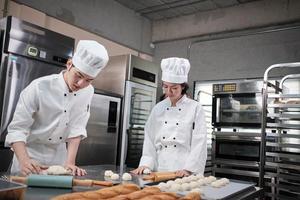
left=165, top=146, right=167, bottom=148
left=64, top=110, right=67, bottom=113
left=66, top=123, right=68, bottom=126
left=165, top=121, right=167, bottom=124
left=74, top=93, right=77, bottom=96
left=64, top=93, right=67, bottom=97
left=163, top=136, right=165, bottom=139
left=179, top=108, right=181, bottom=111
left=173, top=137, right=176, bottom=140
left=48, top=138, right=52, bottom=141
left=167, top=108, right=169, bottom=110
left=176, top=123, right=179, bottom=125
left=174, top=145, right=176, bottom=147
left=59, top=137, right=62, bottom=140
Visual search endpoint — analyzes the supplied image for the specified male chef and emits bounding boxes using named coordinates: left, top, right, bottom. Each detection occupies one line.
left=5, top=40, right=109, bottom=176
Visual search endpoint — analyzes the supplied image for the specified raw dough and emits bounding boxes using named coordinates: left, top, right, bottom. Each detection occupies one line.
left=207, top=176, right=217, bottom=182
left=104, top=170, right=114, bottom=177
left=166, top=180, right=175, bottom=187
left=197, top=179, right=205, bottom=186
left=122, top=173, right=132, bottom=181
left=196, top=174, right=204, bottom=179
left=46, top=165, right=71, bottom=175
left=174, top=178, right=183, bottom=184
left=181, top=183, right=190, bottom=191
left=190, top=175, right=198, bottom=181
left=189, top=181, right=198, bottom=189
left=111, top=173, right=120, bottom=180
left=169, top=183, right=181, bottom=192
left=157, top=182, right=168, bottom=191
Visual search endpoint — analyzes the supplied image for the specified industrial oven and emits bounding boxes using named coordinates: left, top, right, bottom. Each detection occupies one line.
left=211, top=80, right=269, bottom=184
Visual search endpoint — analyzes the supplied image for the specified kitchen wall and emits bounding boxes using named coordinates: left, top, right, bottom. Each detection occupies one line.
left=3, top=1, right=153, bottom=60
left=152, top=0, right=300, bottom=98
left=13, top=0, right=154, bottom=55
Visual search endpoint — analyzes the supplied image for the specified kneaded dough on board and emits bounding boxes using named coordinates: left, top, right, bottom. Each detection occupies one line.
left=46, top=165, right=71, bottom=175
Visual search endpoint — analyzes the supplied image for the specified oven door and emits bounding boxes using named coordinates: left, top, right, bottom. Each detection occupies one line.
left=212, top=93, right=262, bottom=127
left=215, top=136, right=261, bottom=162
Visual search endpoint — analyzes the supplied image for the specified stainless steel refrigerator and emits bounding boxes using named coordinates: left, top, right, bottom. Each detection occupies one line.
left=92, top=55, right=159, bottom=169
left=76, top=91, right=122, bottom=165
left=0, top=16, right=74, bottom=171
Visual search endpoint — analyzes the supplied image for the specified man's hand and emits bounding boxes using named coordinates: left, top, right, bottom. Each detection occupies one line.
left=64, top=164, right=87, bottom=176
left=19, top=158, right=47, bottom=176
left=12, top=141, right=47, bottom=176
left=130, top=166, right=149, bottom=175
left=175, top=169, right=191, bottom=177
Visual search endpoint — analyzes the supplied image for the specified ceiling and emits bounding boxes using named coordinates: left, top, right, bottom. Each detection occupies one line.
left=114, top=0, right=262, bottom=21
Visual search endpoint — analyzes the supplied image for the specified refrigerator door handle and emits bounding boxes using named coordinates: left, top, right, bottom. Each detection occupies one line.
left=107, top=101, right=118, bottom=133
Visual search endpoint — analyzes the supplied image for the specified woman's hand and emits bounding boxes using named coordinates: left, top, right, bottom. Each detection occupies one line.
left=64, top=164, right=87, bottom=176
left=130, top=166, right=149, bottom=175
left=175, top=169, right=191, bottom=177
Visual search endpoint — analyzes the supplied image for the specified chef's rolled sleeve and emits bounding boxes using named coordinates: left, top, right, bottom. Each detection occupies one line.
left=67, top=111, right=89, bottom=139
left=183, top=104, right=207, bottom=174
left=5, top=82, right=38, bottom=147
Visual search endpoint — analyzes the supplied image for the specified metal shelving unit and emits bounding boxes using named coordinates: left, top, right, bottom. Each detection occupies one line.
left=260, top=62, right=300, bottom=200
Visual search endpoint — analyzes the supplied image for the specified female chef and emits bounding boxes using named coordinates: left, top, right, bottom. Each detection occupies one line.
left=132, top=57, right=207, bottom=177
left=5, top=40, right=109, bottom=176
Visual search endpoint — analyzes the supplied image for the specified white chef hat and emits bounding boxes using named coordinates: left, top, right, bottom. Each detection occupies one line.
left=72, top=40, right=109, bottom=78
left=161, top=57, right=190, bottom=83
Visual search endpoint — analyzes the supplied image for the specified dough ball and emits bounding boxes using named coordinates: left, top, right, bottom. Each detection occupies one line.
left=111, top=173, right=120, bottom=180
left=207, top=176, right=217, bottom=182
left=166, top=180, right=175, bottom=187
left=189, top=181, right=198, bottom=189
left=169, top=183, right=181, bottom=192
left=211, top=181, right=222, bottom=188
left=190, top=175, right=198, bottom=181
left=104, top=170, right=114, bottom=177
left=174, top=178, right=184, bottom=184
left=181, top=183, right=191, bottom=191
left=122, top=173, right=132, bottom=181
left=186, top=175, right=194, bottom=182
left=157, top=182, right=168, bottom=191
left=46, top=165, right=70, bottom=175
left=196, top=174, right=204, bottom=179
left=203, top=177, right=212, bottom=184
left=220, top=178, right=230, bottom=184
left=181, top=177, right=190, bottom=183
left=197, top=179, right=206, bottom=186
left=143, top=168, right=151, bottom=174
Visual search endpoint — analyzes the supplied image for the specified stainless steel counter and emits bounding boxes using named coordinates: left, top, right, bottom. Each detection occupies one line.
left=1, top=165, right=263, bottom=200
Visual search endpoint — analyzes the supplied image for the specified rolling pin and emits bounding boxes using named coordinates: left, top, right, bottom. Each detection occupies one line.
left=10, top=175, right=113, bottom=188
left=143, top=172, right=178, bottom=182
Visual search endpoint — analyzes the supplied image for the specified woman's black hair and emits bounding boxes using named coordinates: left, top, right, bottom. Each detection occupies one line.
left=181, top=82, right=189, bottom=95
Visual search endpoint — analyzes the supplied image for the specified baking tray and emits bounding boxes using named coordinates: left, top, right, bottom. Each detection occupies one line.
left=145, top=179, right=255, bottom=200
left=0, top=178, right=27, bottom=200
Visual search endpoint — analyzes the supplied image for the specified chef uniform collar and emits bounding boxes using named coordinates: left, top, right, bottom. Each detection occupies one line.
left=165, top=94, right=188, bottom=107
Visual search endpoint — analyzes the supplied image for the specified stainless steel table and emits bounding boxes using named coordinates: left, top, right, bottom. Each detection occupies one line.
left=2, top=165, right=264, bottom=200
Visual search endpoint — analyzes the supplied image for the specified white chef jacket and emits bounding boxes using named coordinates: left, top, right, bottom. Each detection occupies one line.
left=5, top=71, right=94, bottom=174
left=139, top=95, right=207, bottom=174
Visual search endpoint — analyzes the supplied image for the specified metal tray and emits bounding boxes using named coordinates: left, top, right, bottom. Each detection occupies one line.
left=145, top=179, right=255, bottom=200
left=0, top=178, right=27, bottom=200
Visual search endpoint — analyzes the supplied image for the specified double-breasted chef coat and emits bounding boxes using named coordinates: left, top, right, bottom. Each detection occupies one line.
left=5, top=71, right=93, bottom=174
left=139, top=95, right=207, bottom=174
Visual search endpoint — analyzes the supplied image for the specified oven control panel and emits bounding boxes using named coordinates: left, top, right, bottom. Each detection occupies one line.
left=213, top=83, right=237, bottom=93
